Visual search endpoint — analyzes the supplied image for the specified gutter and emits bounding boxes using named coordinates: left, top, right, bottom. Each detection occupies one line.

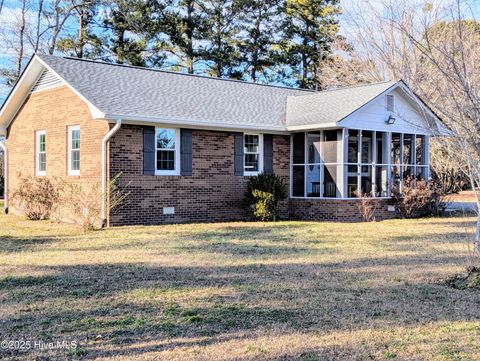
left=101, top=119, right=122, bottom=227
left=0, top=140, right=7, bottom=214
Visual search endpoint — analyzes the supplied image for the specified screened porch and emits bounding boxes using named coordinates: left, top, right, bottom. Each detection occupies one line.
left=290, top=129, right=430, bottom=199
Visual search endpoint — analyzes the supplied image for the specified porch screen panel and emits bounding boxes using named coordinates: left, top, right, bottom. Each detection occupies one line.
left=375, top=165, right=388, bottom=197
left=323, top=130, right=341, bottom=198
left=292, top=165, right=305, bottom=197
left=324, top=165, right=339, bottom=198
left=361, top=131, right=373, bottom=195
left=306, top=165, right=321, bottom=197
left=415, top=135, right=428, bottom=179
left=347, top=130, right=359, bottom=197
left=306, top=132, right=321, bottom=197
left=292, top=133, right=305, bottom=164
left=323, top=130, right=338, bottom=163
left=391, top=133, right=401, bottom=165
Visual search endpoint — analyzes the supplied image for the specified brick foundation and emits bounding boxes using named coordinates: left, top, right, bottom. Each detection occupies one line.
left=289, top=198, right=397, bottom=222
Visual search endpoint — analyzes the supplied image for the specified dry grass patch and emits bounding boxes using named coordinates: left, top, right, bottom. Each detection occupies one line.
left=0, top=213, right=479, bottom=360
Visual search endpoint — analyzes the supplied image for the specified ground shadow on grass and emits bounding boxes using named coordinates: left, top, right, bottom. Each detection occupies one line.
left=1, top=252, right=479, bottom=358
left=1, top=218, right=479, bottom=360
left=0, top=235, right=57, bottom=252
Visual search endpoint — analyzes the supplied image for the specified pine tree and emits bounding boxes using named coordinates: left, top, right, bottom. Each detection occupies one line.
left=163, top=0, right=208, bottom=74
left=102, top=0, right=156, bottom=66
left=236, top=0, right=282, bottom=82
left=201, top=0, right=241, bottom=78
left=57, top=0, right=102, bottom=59
left=280, top=0, right=341, bottom=89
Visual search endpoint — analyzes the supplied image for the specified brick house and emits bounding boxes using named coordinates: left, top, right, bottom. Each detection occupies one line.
left=0, top=55, right=447, bottom=225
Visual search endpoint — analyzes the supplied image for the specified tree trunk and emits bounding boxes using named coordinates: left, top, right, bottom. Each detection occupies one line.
left=78, top=9, right=85, bottom=58
left=16, top=0, right=27, bottom=79
left=34, top=0, right=44, bottom=52
left=116, top=29, right=125, bottom=64
left=475, top=214, right=480, bottom=254
left=251, top=10, right=261, bottom=82
left=186, top=1, right=194, bottom=74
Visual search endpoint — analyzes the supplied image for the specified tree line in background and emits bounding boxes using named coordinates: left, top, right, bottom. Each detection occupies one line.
left=0, top=0, right=341, bottom=90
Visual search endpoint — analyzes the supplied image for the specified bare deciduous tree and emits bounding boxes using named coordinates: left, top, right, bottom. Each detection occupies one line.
left=344, top=0, right=480, bottom=253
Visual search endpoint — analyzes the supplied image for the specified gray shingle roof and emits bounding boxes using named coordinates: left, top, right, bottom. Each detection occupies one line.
left=36, top=55, right=403, bottom=131
left=285, top=81, right=396, bottom=128
left=38, top=54, right=309, bottom=131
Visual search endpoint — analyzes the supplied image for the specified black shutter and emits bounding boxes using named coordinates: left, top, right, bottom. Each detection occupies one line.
left=143, top=126, right=155, bottom=175
left=234, top=132, right=244, bottom=176
left=181, top=129, right=193, bottom=176
left=263, top=134, right=273, bottom=174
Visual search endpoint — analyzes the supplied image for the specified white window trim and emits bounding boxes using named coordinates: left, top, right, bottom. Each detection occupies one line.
left=67, top=125, right=80, bottom=176
left=35, top=130, right=46, bottom=176
left=155, top=127, right=180, bottom=176
left=244, top=133, right=263, bottom=176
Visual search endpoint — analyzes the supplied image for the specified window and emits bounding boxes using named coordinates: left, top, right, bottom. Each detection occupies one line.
left=156, top=128, right=180, bottom=175
left=386, top=94, right=395, bottom=112
left=68, top=126, right=80, bottom=176
left=35, top=130, right=46, bottom=176
left=244, top=134, right=263, bottom=175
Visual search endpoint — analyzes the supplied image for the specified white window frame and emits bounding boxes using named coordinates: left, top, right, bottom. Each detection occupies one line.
left=244, top=133, right=263, bottom=176
left=67, top=125, right=80, bottom=176
left=155, top=127, right=180, bottom=176
left=35, top=130, right=46, bottom=176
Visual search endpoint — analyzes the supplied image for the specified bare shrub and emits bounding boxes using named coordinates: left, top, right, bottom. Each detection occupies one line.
left=59, top=174, right=130, bottom=231
left=392, top=177, right=446, bottom=219
left=355, top=192, right=381, bottom=222
left=12, top=175, right=60, bottom=220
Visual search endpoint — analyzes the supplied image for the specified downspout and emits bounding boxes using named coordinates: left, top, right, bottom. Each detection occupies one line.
left=0, top=140, right=7, bottom=214
left=102, top=119, right=122, bottom=228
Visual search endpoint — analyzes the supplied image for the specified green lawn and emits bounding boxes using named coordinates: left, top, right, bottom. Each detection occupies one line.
left=0, top=212, right=479, bottom=360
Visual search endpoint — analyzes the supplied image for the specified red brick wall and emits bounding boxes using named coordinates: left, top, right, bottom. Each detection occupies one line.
left=108, top=125, right=290, bottom=225
left=6, top=85, right=110, bottom=213
left=289, top=198, right=397, bottom=222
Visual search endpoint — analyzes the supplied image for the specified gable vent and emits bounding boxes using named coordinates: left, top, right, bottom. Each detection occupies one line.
left=386, top=94, right=395, bottom=112
left=31, top=68, right=63, bottom=93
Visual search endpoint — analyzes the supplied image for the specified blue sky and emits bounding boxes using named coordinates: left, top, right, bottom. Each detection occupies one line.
left=0, top=0, right=479, bottom=105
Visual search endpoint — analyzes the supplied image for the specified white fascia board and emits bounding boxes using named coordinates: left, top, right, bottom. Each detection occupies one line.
left=396, top=82, right=450, bottom=136
left=0, top=57, right=44, bottom=129
left=0, top=55, right=105, bottom=130
left=35, top=56, right=105, bottom=120
left=286, top=122, right=340, bottom=131
left=102, top=113, right=290, bottom=134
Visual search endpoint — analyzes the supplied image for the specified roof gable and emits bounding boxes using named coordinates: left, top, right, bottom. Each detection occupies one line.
left=285, top=81, right=397, bottom=130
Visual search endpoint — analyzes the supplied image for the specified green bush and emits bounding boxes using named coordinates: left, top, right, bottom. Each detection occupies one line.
left=244, top=173, right=288, bottom=221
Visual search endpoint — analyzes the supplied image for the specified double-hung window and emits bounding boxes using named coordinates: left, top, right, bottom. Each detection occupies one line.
left=244, top=134, right=263, bottom=176
left=35, top=130, right=46, bottom=176
left=155, top=128, right=180, bottom=175
left=68, top=125, right=80, bottom=176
